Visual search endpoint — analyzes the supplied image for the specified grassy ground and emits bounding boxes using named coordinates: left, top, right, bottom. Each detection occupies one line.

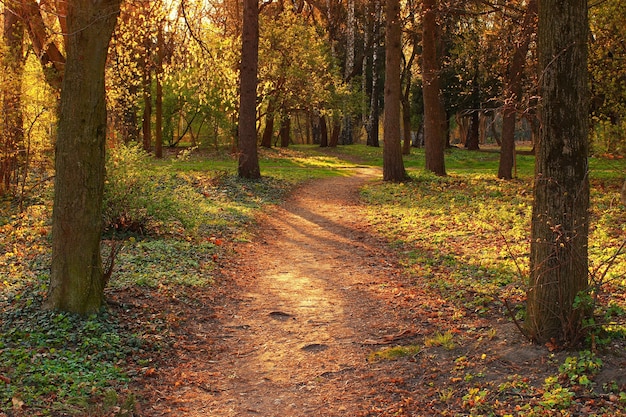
left=0, top=144, right=625, bottom=415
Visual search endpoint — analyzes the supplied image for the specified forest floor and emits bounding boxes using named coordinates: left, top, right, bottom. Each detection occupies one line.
left=109, top=165, right=626, bottom=416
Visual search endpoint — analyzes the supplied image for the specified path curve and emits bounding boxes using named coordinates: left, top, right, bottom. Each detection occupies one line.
left=147, top=167, right=417, bottom=416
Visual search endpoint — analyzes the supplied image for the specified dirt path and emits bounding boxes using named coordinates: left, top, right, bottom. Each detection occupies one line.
left=136, top=167, right=426, bottom=416
left=119, top=164, right=626, bottom=417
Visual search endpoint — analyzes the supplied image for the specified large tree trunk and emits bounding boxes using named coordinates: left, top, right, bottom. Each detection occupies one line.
left=422, top=0, right=446, bottom=176
left=1, top=1, right=26, bottom=196
left=526, top=0, right=590, bottom=346
left=498, top=0, right=537, bottom=180
left=238, top=0, right=261, bottom=179
left=382, top=0, right=407, bottom=182
left=46, top=0, right=121, bottom=314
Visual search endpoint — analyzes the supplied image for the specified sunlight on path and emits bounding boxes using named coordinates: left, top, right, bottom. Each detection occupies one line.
left=158, top=167, right=402, bottom=416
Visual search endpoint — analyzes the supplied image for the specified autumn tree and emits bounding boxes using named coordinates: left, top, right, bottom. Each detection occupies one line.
left=45, top=0, right=121, bottom=314
left=1, top=1, right=26, bottom=196
left=526, top=0, right=590, bottom=345
left=257, top=5, right=345, bottom=148
left=238, top=0, right=261, bottom=178
left=382, top=0, right=408, bottom=181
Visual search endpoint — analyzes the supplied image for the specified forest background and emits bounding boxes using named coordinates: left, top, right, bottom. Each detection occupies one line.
left=0, top=0, right=626, bottom=415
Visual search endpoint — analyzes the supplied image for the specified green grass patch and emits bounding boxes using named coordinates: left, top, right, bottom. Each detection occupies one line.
left=368, top=344, right=421, bottom=362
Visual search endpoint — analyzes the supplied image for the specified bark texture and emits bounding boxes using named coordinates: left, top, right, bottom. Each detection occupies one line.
left=527, top=0, right=590, bottom=345
left=46, top=0, right=121, bottom=314
left=422, top=0, right=446, bottom=176
left=382, top=0, right=407, bottom=182
left=238, top=0, right=261, bottom=179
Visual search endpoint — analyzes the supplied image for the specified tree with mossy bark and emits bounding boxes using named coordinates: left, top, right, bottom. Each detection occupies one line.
left=45, top=0, right=121, bottom=314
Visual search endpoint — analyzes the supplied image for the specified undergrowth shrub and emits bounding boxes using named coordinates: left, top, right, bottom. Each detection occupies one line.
left=103, top=144, right=203, bottom=234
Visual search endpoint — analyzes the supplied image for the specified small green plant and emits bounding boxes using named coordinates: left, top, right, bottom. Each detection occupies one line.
left=558, top=350, right=603, bottom=388
left=368, top=344, right=421, bottom=362
left=462, top=387, right=491, bottom=413
left=439, top=387, right=454, bottom=402
left=540, top=376, right=575, bottom=410
left=424, top=331, right=456, bottom=350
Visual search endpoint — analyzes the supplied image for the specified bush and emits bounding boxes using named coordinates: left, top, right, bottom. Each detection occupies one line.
left=103, top=144, right=203, bottom=234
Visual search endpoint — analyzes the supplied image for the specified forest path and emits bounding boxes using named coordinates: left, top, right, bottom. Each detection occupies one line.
left=142, top=166, right=420, bottom=416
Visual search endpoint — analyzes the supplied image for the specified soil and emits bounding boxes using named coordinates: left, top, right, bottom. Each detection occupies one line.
left=111, top=166, right=626, bottom=416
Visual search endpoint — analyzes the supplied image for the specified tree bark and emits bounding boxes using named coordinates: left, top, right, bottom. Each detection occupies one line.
left=46, top=0, right=121, bottom=314
left=526, top=0, right=590, bottom=345
left=498, top=0, right=537, bottom=180
left=238, top=0, right=261, bottom=179
left=154, top=22, right=164, bottom=158
left=329, top=120, right=340, bottom=147
left=422, top=0, right=446, bottom=176
left=465, top=65, right=481, bottom=151
left=366, top=0, right=381, bottom=148
left=142, top=63, right=152, bottom=152
left=340, top=0, right=355, bottom=145
left=279, top=114, right=291, bottom=147
left=401, top=43, right=417, bottom=156
left=319, top=114, right=329, bottom=147
left=261, top=112, right=274, bottom=148
left=402, top=96, right=412, bottom=156
left=383, top=0, right=407, bottom=182
left=1, top=1, right=26, bottom=196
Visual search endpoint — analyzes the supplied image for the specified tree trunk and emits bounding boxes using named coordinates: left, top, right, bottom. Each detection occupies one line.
left=401, top=36, right=417, bottom=156
left=498, top=0, right=537, bottom=180
left=319, top=115, right=329, bottom=148
left=261, top=112, right=274, bottom=148
left=526, top=0, right=590, bottom=346
left=46, top=0, right=121, bottom=314
left=402, top=98, right=412, bottom=156
left=238, top=0, right=261, bottom=179
left=279, top=114, right=291, bottom=148
left=340, top=0, right=355, bottom=145
left=465, top=65, right=481, bottom=151
left=329, top=120, right=340, bottom=147
left=465, top=110, right=480, bottom=150
left=382, top=0, right=407, bottom=181
left=1, top=1, right=26, bottom=196
left=366, top=0, right=381, bottom=148
left=142, top=64, right=152, bottom=152
left=261, top=99, right=275, bottom=148
left=154, top=22, right=164, bottom=158
left=422, top=0, right=446, bottom=176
